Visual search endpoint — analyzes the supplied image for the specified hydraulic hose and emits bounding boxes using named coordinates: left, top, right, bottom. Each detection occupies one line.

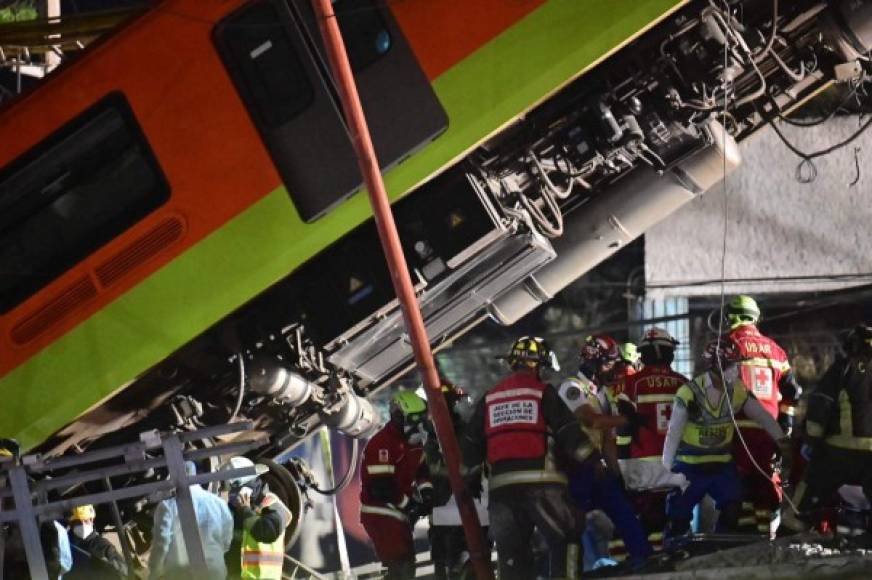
left=312, top=435, right=359, bottom=496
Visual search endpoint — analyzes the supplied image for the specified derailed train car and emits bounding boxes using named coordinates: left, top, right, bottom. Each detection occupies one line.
left=1, top=0, right=871, bottom=549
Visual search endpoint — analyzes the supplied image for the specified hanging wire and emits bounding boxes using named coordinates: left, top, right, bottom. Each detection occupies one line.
left=712, top=15, right=801, bottom=517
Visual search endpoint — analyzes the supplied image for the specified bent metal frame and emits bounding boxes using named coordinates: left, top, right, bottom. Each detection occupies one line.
left=0, top=421, right=265, bottom=580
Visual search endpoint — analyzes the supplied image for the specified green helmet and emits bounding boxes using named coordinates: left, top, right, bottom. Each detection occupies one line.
left=390, top=390, right=427, bottom=418
left=619, top=343, right=639, bottom=365
left=727, top=295, right=760, bottom=328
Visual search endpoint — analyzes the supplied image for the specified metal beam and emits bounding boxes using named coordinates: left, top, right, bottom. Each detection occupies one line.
left=309, top=1, right=492, bottom=578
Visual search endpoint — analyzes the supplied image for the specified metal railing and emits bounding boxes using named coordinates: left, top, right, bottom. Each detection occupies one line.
left=0, top=421, right=266, bottom=580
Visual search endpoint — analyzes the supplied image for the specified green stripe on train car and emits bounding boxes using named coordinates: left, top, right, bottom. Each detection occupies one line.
left=1, top=0, right=686, bottom=450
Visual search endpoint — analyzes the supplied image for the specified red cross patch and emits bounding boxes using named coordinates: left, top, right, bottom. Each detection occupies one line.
left=378, top=449, right=389, bottom=463
left=750, top=367, right=773, bottom=399
left=656, top=403, right=672, bottom=433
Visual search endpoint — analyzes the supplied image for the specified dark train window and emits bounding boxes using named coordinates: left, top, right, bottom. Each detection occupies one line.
left=333, top=0, right=393, bottom=72
left=295, top=0, right=392, bottom=73
left=216, top=0, right=314, bottom=128
left=0, top=92, right=170, bottom=313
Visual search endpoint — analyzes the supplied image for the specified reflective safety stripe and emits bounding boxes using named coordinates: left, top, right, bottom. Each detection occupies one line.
left=366, top=464, right=396, bottom=475
left=826, top=434, right=872, bottom=450
left=839, top=390, right=853, bottom=438
left=637, top=393, right=675, bottom=404
left=676, top=453, right=731, bottom=464
left=241, top=512, right=285, bottom=580
left=486, top=387, right=544, bottom=403
left=740, top=358, right=790, bottom=371
left=735, top=420, right=761, bottom=429
left=360, top=504, right=408, bottom=521
left=242, top=552, right=285, bottom=565
left=489, top=470, right=568, bottom=490
left=738, top=517, right=756, bottom=526
left=616, top=435, right=632, bottom=446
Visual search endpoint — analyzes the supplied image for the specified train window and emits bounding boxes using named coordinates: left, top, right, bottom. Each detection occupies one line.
left=292, top=0, right=392, bottom=73
left=215, top=0, right=364, bottom=223
left=216, top=0, right=446, bottom=223
left=216, top=0, right=314, bottom=128
left=0, top=92, right=170, bottom=313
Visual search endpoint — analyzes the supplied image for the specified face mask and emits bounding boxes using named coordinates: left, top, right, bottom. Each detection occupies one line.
left=72, top=523, right=93, bottom=539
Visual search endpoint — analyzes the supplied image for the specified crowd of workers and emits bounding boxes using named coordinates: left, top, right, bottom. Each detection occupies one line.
left=0, top=449, right=292, bottom=580
left=359, top=295, right=872, bottom=579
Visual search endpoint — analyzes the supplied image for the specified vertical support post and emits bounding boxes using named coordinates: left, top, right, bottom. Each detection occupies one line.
left=161, top=435, right=209, bottom=579
left=45, top=0, right=62, bottom=71
left=8, top=466, right=48, bottom=580
left=309, top=2, right=493, bottom=578
left=103, top=478, right=136, bottom=577
left=319, top=428, right=351, bottom=579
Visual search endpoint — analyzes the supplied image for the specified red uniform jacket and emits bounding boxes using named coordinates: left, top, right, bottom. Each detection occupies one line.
left=360, top=421, right=429, bottom=517
left=729, top=324, right=791, bottom=421
left=615, top=364, right=688, bottom=459
left=484, top=372, right=548, bottom=464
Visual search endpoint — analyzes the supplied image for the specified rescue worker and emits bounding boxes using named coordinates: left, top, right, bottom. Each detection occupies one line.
left=360, top=391, right=433, bottom=580
left=662, top=339, right=788, bottom=545
left=613, top=328, right=689, bottom=552
left=223, top=457, right=293, bottom=580
left=726, top=295, right=802, bottom=535
left=424, top=382, right=488, bottom=580
left=463, top=336, right=594, bottom=580
left=148, top=461, right=234, bottom=580
left=614, top=342, right=640, bottom=461
left=558, top=336, right=653, bottom=570
left=66, top=504, right=128, bottom=579
left=618, top=343, right=641, bottom=379
left=783, top=323, right=872, bottom=536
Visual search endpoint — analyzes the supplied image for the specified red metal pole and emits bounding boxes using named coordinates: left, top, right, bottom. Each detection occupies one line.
left=309, top=2, right=493, bottom=579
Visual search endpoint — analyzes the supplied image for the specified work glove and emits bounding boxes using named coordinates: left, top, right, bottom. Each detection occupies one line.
left=403, top=500, right=427, bottom=521
left=617, top=399, right=649, bottom=433
left=777, top=413, right=794, bottom=438
left=419, top=486, right=435, bottom=512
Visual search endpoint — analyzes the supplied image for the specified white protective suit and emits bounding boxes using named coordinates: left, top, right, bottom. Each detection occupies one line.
left=147, top=468, right=233, bottom=580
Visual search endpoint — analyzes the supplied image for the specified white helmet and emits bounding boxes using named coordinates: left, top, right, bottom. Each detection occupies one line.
left=641, top=327, right=678, bottom=347
left=223, top=456, right=259, bottom=487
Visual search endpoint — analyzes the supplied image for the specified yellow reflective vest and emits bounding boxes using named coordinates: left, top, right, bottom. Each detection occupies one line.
left=674, top=373, right=748, bottom=465
left=239, top=493, right=290, bottom=579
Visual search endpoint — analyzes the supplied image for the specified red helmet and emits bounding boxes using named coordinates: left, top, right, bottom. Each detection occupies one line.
left=702, top=338, right=742, bottom=368
left=580, top=334, right=620, bottom=363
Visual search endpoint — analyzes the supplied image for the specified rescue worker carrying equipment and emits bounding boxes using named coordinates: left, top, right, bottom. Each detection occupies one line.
left=784, top=323, right=872, bottom=535
left=613, top=327, right=689, bottom=552
left=66, top=504, right=128, bottom=580
left=148, top=461, right=233, bottom=580
left=360, top=390, right=432, bottom=580
left=463, top=336, right=594, bottom=580
left=558, top=336, right=653, bottom=570
left=579, top=335, right=633, bottom=458
left=425, top=381, right=488, bottom=580
left=726, top=295, right=802, bottom=535
left=224, top=457, right=293, bottom=580
left=662, top=339, right=788, bottom=543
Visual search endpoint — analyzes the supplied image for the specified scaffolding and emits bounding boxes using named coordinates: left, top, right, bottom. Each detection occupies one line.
left=0, top=421, right=266, bottom=580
